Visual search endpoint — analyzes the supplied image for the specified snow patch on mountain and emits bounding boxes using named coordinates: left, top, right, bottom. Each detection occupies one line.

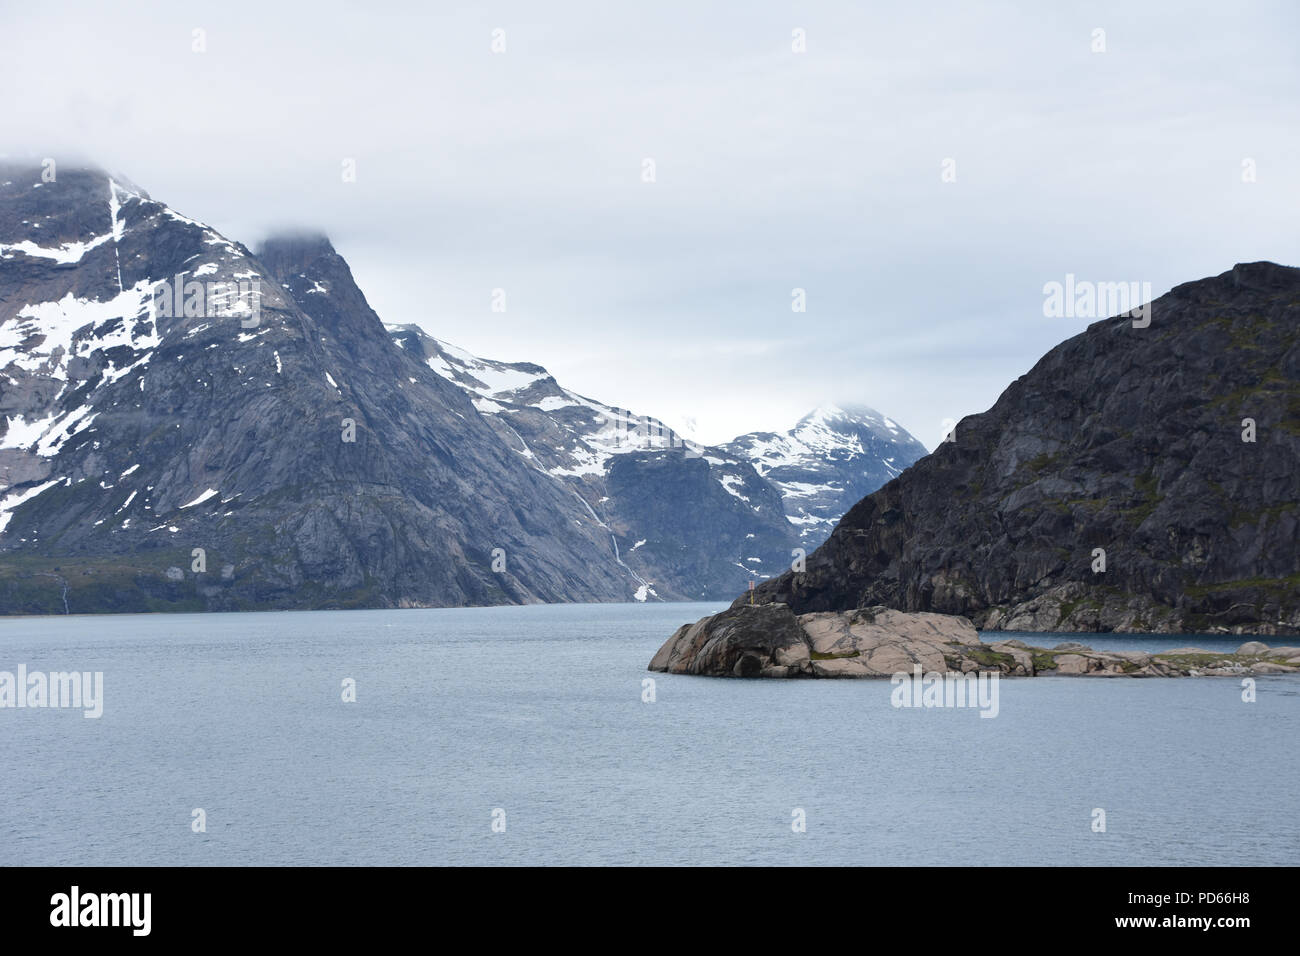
left=388, top=325, right=701, bottom=474
left=0, top=281, right=158, bottom=383
left=0, top=478, right=61, bottom=532
left=0, top=232, right=114, bottom=263
left=180, top=489, right=219, bottom=509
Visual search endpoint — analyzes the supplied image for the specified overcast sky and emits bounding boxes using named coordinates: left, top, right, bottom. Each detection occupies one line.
left=4, top=0, right=1297, bottom=448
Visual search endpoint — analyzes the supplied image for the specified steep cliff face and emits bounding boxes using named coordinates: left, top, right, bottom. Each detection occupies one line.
left=744, top=262, right=1300, bottom=635
left=0, top=165, right=634, bottom=610
left=602, top=446, right=795, bottom=599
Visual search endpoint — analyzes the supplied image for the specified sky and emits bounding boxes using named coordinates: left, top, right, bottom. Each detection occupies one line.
left=3, top=0, right=1297, bottom=448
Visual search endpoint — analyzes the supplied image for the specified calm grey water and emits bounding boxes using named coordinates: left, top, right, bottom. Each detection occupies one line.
left=1, top=603, right=1296, bottom=866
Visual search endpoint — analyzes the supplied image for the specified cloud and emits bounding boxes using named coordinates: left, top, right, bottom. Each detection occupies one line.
left=3, top=0, right=1297, bottom=446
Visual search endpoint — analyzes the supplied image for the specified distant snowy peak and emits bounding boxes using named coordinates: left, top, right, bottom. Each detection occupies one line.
left=386, top=323, right=703, bottom=470
left=794, top=402, right=910, bottom=448
left=408, top=332, right=551, bottom=402
left=725, top=402, right=929, bottom=548
left=384, top=324, right=925, bottom=553
left=731, top=403, right=924, bottom=474
left=384, top=323, right=796, bottom=593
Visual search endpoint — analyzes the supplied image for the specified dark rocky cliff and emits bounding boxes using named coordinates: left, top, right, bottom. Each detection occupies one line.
left=742, top=262, right=1300, bottom=635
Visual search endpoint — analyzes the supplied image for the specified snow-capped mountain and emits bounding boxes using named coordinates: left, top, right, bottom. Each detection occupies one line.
left=725, top=404, right=930, bottom=548
left=384, top=328, right=930, bottom=580
left=386, top=324, right=798, bottom=599
left=388, top=326, right=699, bottom=479
left=0, top=163, right=926, bottom=612
left=0, top=165, right=637, bottom=610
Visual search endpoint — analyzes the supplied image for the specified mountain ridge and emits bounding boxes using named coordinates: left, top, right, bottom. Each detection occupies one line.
left=0, top=165, right=924, bottom=611
left=0, top=166, right=635, bottom=609
left=741, top=260, right=1300, bottom=635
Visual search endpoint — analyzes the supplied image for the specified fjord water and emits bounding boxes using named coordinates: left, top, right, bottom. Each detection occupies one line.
left=1, top=603, right=1295, bottom=866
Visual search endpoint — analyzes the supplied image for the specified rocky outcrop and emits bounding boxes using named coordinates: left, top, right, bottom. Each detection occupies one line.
left=743, top=262, right=1300, bottom=635
left=649, top=603, right=1300, bottom=678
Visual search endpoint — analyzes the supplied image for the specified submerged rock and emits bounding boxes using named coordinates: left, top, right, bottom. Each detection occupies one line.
left=649, top=603, right=1300, bottom=679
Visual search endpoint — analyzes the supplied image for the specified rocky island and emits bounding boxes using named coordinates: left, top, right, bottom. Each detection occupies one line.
left=650, top=603, right=1300, bottom=679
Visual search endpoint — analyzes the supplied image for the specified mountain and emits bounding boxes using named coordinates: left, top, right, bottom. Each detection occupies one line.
left=385, top=324, right=798, bottom=599
left=725, top=404, right=929, bottom=549
left=385, top=329, right=930, bottom=577
left=385, top=328, right=935, bottom=593
left=0, top=165, right=637, bottom=610
left=0, top=164, right=922, bottom=612
left=744, top=262, right=1300, bottom=635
